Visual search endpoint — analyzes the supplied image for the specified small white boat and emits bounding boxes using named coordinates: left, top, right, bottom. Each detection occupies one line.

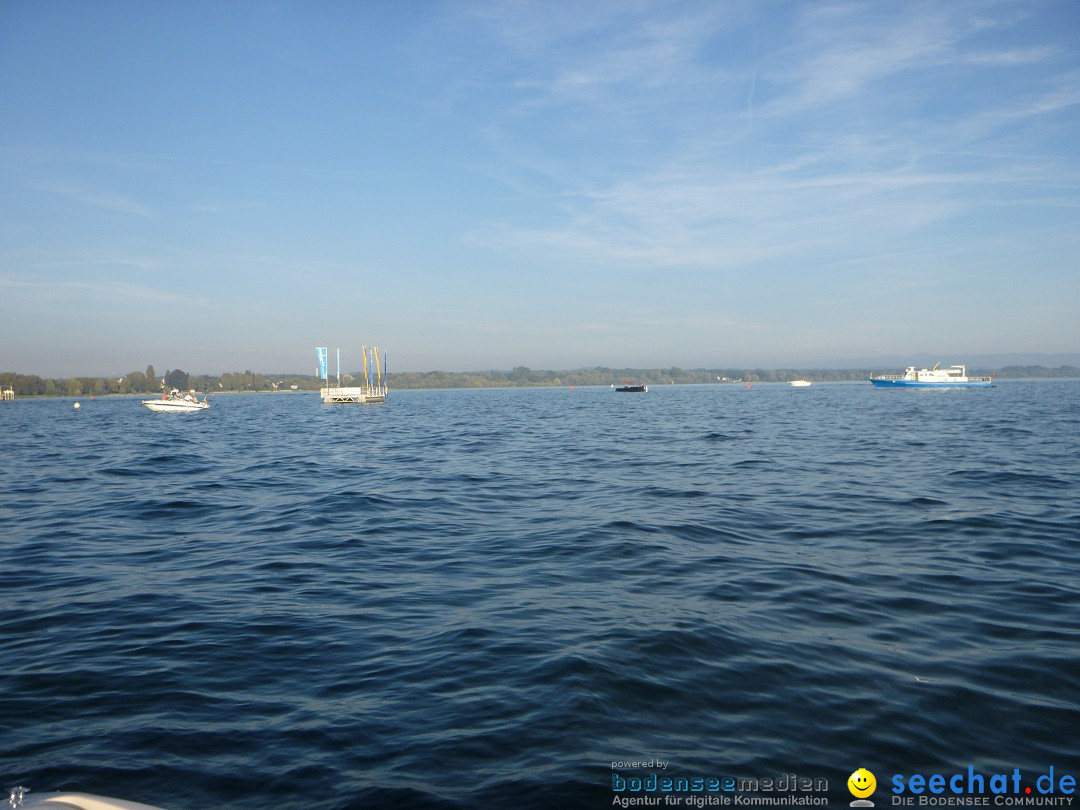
left=7, top=787, right=166, bottom=810
left=142, top=389, right=210, bottom=412
left=789, top=380, right=812, bottom=387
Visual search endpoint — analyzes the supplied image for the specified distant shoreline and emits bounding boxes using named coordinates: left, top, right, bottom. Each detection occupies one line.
left=2, top=364, right=1078, bottom=398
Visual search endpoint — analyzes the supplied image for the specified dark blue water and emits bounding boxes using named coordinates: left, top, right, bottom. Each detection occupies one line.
left=3, top=382, right=1079, bottom=809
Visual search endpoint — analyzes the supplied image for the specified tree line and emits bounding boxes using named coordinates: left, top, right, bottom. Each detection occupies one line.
left=2, top=364, right=1077, bottom=398
left=0, top=366, right=313, bottom=397
left=383, top=364, right=1080, bottom=388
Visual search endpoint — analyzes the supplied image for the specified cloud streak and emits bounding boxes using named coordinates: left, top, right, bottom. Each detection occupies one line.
left=44, top=185, right=152, bottom=217
left=460, top=1, right=1077, bottom=283
left=0, top=275, right=210, bottom=307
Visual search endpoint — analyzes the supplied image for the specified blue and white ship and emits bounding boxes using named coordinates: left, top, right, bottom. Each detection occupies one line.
left=869, top=363, right=992, bottom=388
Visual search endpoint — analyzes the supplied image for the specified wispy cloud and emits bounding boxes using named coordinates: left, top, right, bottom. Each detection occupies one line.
left=457, top=0, right=1077, bottom=280
left=187, top=200, right=267, bottom=215
left=43, top=184, right=152, bottom=217
left=0, top=275, right=209, bottom=306
left=961, top=46, right=1057, bottom=66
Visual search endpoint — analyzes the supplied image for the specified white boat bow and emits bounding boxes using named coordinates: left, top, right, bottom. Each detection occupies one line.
left=7, top=787, right=166, bottom=810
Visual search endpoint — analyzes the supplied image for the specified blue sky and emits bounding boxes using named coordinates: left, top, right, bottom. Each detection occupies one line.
left=2, top=1, right=1078, bottom=376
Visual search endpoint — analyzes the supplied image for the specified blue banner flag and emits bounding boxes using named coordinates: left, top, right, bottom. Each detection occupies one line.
left=315, top=347, right=327, bottom=381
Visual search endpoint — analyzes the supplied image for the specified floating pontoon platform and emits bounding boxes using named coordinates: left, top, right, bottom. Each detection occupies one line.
left=316, top=344, right=388, bottom=404
left=320, top=385, right=387, bottom=404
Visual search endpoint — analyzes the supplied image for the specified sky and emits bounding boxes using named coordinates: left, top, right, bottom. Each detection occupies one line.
left=1, top=0, right=1078, bottom=377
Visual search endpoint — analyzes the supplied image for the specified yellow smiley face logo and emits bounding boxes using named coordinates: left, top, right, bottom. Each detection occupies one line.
left=848, top=768, right=877, bottom=798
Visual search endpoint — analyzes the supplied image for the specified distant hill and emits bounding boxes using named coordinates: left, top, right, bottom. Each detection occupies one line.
left=840, top=353, right=1080, bottom=370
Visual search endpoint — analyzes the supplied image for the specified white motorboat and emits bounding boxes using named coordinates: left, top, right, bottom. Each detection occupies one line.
left=789, top=380, right=812, bottom=387
left=142, top=389, right=210, bottom=412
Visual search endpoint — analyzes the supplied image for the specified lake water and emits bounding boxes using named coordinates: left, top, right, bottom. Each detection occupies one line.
left=2, top=382, right=1078, bottom=809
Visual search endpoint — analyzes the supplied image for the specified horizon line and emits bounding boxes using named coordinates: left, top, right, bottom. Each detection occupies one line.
left=6, top=359, right=1080, bottom=380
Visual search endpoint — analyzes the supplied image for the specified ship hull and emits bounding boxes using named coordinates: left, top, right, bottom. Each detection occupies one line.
left=869, top=378, right=991, bottom=388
